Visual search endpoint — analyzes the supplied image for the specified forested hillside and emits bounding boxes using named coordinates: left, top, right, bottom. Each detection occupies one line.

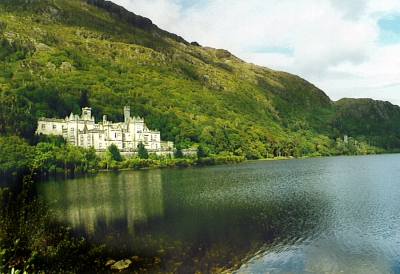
left=1, top=0, right=400, bottom=161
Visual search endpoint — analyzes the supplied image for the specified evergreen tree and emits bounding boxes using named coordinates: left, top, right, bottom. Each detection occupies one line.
left=78, top=89, right=90, bottom=108
left=197, top=143, right=207, bottom=158
left=137, top=142, right=149, bottom=159
left=108, top=143, right=123, bottom=162
left=174, top=146, right=183, bottom=158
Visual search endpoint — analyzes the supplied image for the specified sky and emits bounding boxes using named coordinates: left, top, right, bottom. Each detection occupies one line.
left=111, top=0, right=400, bottom=106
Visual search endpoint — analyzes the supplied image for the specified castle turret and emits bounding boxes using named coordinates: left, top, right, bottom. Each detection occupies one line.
left=82, top=107, right=92, bottom=121
left=124, top=106, right=130, bottom=123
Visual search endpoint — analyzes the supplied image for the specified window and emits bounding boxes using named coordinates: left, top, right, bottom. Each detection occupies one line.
left=53, top=125, right=57, bottom=129
left=99, top=135, right=102, bottom=140
left=41, top=124, right=46, bottom=129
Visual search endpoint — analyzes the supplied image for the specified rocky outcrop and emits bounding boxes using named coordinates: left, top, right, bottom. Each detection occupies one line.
left=106, top=259, right=132, bottom=271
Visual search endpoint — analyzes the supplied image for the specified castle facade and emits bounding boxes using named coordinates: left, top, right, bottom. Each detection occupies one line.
left=36, top=106, right=173, bottom=152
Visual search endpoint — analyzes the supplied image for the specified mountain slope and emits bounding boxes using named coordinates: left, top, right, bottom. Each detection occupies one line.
left=332, top=98, right=400, bottom=149
left=1, top=0, right=399, bottom=157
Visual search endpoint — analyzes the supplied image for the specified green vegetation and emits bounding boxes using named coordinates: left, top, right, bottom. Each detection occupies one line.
left=137, top=142, right=149, bottom=159
left=0, top=172, right=104, bottom=273
left=0, top=134, right=246, bottom=184
left=0, top=0, right=398, bottom=165
left=333, top=98, right=400, bottom=151
left=0, top=0, right=396, bottom=180
left=108, top=143, right=123, bottom=162
left=0, top=135, right=98, bottom=184
left=1, top=0, right=399, bottom=271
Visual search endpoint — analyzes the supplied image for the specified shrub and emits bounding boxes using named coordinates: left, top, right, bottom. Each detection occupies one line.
left=0, top=171, right=104, bottom=273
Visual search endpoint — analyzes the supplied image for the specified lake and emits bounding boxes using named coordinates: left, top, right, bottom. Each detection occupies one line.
left=37, top=154, right=400, bottom=273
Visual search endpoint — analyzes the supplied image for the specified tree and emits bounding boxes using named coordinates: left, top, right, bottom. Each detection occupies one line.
left=174, top=146, right=183, bottom=158
left=34, top=142, right=57, bottom=174
left=78, top=88, right=90, bottom=108
left=0, top=91, right=36, bottom=139
left=197, top=143, right=207, bottom=158
left=85, top=146, right=99, bottom=170
left=0, top=136, right=35, bottom=182
left=137, top=142, right=149, bottom=159
left=64, top=145, right=85, bottom=173
left=108, top=143, right=123, bottom=162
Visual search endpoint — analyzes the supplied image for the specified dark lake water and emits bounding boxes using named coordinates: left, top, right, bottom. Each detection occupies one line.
left=37, top=154, right=400, bottom=273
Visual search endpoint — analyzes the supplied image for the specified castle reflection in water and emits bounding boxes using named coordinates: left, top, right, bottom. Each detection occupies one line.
left=40, top=170, right=164, bottom=235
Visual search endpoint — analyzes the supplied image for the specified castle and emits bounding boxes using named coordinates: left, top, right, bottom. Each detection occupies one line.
left=36, top=106, right=173, bottom=152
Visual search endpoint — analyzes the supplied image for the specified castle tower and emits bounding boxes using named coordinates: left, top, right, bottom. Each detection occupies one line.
left=124, top=106, right=130, bottom=123
left=82, top=107, right=92, bottom=121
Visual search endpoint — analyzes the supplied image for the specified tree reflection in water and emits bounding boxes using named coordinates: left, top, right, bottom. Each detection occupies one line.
left=38, top=164, right=330, bottom=273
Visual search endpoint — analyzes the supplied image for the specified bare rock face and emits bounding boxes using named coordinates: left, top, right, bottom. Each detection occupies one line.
left=105, top=259, right=116, bottom=267
left=110, top=259, right=132, bottom=271
left=47, top=6, right=60, bottom=17
left=36, top=42, right=51, bottom=51
left=60, top=62, right=75, bottom=71
left=215, top=49, right=231, bottom=60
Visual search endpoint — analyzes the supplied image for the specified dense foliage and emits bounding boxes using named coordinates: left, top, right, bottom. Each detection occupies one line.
left=1, top=1, right=399, bottom=271
left=0, top=172, right=104, bottom=273
left=0, top=0, right=399, bottom=172
left=333, top=98, right=400, bottom=150
left=0, top=135, right=98, bottom=184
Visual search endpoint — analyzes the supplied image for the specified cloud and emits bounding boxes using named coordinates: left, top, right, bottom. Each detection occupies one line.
left=111, top=0, right=400, bottom=106
left=329, top=0, right=368, bottom=20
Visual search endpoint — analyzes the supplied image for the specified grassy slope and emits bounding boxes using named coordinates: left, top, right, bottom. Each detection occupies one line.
left=1, top=0, right=399, bottom=155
